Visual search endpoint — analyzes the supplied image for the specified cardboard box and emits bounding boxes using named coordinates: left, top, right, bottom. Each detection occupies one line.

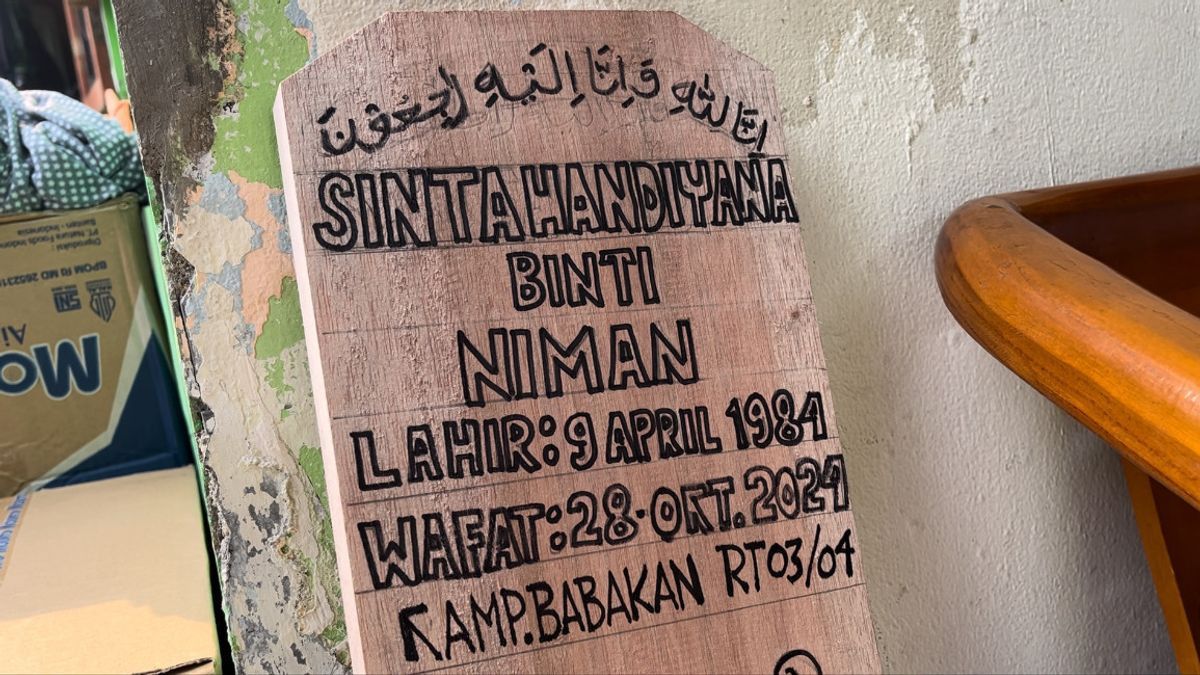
left=0, top=195, right=191, bottom=496
left=0, top=467, right=221, bottom=673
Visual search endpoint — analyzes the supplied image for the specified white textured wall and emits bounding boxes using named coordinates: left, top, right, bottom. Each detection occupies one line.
left=294, top=1, right=1194, bottom=671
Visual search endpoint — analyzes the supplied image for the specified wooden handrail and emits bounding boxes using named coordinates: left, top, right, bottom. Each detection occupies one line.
left=936, top=167, right=1200, bottom=672
left=936, top=168, right=1200, bottom=508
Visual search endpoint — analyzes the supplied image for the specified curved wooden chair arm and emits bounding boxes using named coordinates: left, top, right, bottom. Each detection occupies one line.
left=936, top=167, right=1200, bottom=672
left=936, top=168, right=1200, bottom=509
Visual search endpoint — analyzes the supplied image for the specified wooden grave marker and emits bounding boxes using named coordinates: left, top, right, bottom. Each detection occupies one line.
left=275, top=11, right=879, bottom=673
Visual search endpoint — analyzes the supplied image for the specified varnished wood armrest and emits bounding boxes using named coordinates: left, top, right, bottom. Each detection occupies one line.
left=935, top=168, right=1200, bottom=509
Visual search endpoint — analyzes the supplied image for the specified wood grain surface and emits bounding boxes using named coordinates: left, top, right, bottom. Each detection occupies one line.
left=936, top=166, right=1200, bottom=672
left=276, top=11, right=879, bottom=673
left=936, top=167, right=1200, bottom=510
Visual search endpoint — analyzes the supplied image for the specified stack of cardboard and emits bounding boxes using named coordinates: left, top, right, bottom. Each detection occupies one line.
left=0, top=196, right=220, bottom=672
left=0, top=467, right=221, bottom=673
left=0, top=195, right=190, bottom=495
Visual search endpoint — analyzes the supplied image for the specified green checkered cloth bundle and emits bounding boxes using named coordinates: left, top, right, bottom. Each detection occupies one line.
left=0, top=79, right=143, bottom=214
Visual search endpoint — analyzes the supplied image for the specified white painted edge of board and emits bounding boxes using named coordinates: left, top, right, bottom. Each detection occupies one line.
left=273, top=88, right=367, bottom=674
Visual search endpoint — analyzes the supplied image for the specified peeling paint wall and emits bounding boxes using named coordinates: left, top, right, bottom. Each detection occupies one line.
left=114, top=0, right=1195, bottom=672
left=113, top=1, right=345, bottom=671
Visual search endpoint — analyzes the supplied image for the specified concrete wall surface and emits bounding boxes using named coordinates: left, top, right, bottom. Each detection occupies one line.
left=114, top=0, right=1196, bottom=671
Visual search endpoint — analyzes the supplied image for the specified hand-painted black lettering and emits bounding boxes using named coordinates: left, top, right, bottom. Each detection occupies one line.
left=311, top=158, right=800, bottom=252
left=313, top=172, right=356, bottom=251
left=351, top=429, right=403, bottom=491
